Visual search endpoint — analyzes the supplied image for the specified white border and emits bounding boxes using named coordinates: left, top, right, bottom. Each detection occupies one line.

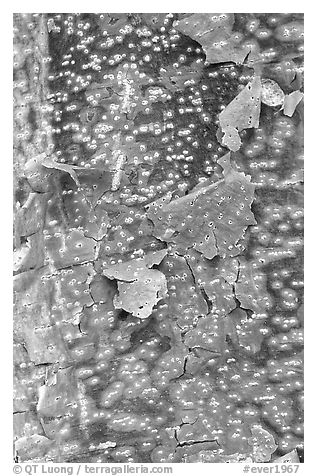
left=2, top=4, right=312, bottom=474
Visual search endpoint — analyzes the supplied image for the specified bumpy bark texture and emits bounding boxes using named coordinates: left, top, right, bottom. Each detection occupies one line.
left=13, top=13, right=303, bottom=463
